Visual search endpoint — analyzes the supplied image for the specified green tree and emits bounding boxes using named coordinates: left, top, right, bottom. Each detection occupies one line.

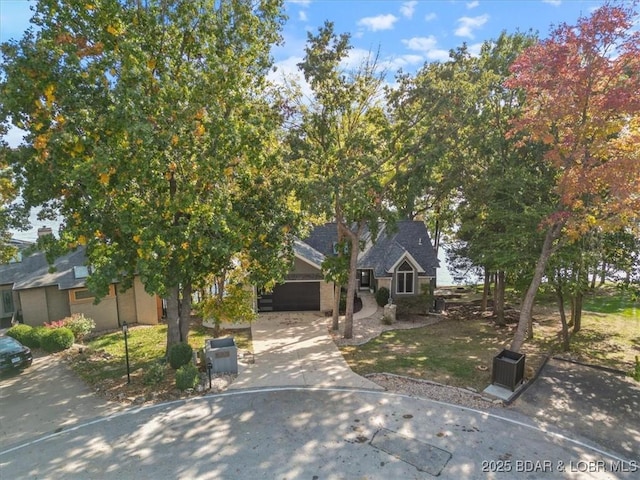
left=1, top=0, right=296, bottom=352
left=505, top=3, right=640, bottom=351
left=288, top=22, right=395, bottom=338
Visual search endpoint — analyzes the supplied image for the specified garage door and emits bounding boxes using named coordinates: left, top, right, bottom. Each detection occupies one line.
left=258, top=282, right=320, bottom=312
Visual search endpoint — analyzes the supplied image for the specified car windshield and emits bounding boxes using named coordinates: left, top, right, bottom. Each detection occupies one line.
left=0, top=337, right=23, bottom=353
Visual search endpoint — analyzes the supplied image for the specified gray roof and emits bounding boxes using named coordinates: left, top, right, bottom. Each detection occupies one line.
left=302, top=223, right=338, bottom=257
left=293, top=239, right=325, bottom=268
left=1, top=246, right=89, bottom=291
left=301, top=221, right=439, bottom=278
left=358, top=221, right=439, bottom=277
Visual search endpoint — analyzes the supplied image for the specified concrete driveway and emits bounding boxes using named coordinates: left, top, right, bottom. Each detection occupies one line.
left=230, top=311, right=382, bottom=391
left=508, top=358, right=640, bottom=462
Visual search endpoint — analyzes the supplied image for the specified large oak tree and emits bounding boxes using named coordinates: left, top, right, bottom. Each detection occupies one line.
left=1, top=0, right=298, bottom=351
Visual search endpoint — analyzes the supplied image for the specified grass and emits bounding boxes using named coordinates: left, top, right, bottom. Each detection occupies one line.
left=69, top=321, right=251, bottom=388
left=341, top=285, right=639, bottom=390
left=341, top=318, right=514, bottom=391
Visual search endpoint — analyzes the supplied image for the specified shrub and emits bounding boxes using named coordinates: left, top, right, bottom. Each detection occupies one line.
left=395, top=295, right=432, bottom=318
left=375, top=287, right=390, bottom=307
left=40, top=327, right=75, bottom=352
left=168, top=342, right=193, bottom=370
left=62, top=314, right=95, bottom=341
left=24, top=326, right=47, bottom=348
left=6, top=324, right=34, bottom=345
left=143, top=361, right=166, bottom=386
left=175, top=363, right=199, bottom=391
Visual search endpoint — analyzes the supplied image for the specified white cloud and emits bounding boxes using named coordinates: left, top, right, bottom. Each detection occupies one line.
left=287, top=0, right=311, bottom=6
left=298, top=10, right=307, bottom=22
left=424, top=12, right=437, bottom=22
left=466, top=1, right=479, bottom=9
left=467, top=42, right=484, bottom=57
left=542, top=0, right=562, bottom=6
left=400, top=1, right=417, bottom=19
left=455, top=14, right=489, bottom=38
left=402, top=36, right=438, bottom=52
left=357, top=14, right=398, bottom=32
left=401, top=36, right=451, bottom=63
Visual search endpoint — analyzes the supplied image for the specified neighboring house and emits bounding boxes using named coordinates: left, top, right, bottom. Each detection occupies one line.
left=0, top=237, right=162, bottom=331
left=257, top=220, right=439, bottom=312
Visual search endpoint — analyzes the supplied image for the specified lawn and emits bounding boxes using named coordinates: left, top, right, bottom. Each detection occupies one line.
left=341, top=286, right=639, bottom=391
left=66, top=321, right=251, bottom=398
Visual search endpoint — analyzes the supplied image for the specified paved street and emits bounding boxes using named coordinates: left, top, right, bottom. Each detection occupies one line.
left=2, top=388, right=636, bottom=479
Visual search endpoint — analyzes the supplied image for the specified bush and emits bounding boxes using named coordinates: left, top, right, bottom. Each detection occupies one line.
left=375, top=287, right=390, bottom=307
left=6, top=324, right=34, bottom=345
left=395, top=295, right=432, bottom=318
left=175, top=363, right=199, bottom=391
left=143, top=361, right=166, bottom=386
left=168, top=342, right=193, bottom=369
left=25, top=326, right=47, bottom=349
left=40, top=327, right=75, bottom=352
left=63, top=314, right=95, bottom=342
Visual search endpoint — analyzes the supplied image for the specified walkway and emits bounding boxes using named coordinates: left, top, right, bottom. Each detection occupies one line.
left=229, top=293, right=382, bottom=391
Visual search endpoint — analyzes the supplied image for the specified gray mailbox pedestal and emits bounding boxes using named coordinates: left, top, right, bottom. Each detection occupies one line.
left=204, top=337, right=238, bottom=374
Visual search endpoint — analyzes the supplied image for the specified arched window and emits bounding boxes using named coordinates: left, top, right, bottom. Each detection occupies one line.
left=396, top=260, right=414, bottom=294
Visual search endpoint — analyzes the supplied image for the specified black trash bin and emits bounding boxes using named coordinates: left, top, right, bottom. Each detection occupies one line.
left=491, top=349, right=525, bottom=391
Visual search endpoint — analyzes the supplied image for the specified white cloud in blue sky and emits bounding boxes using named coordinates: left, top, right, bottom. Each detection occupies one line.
left=357, top=14, right=398, bottom=32
left=455, top=14, right=490, bottom=38
left=424, top=12, right=437, bottom=22
left=467, top=1, right=480, bottom=9
left=542, top=0, right=562, bottom=6
left=400, top=1, right=418, bottom=19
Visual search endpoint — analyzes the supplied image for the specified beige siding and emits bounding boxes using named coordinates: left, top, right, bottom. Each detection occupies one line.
left=292, top=257, right=321, bottom=275
left=45, top=286, right=71, bottom=322
left=116, top=284, right=137, bottom=325
left=376, top=277, right=392, bottom=292
left=319, top=281, right=334, bottom=313
left=133, top=277, right=159, bottom=325
left=71, top=296, right=118, bottom=331
left=19, top=288, right=49, bottom=327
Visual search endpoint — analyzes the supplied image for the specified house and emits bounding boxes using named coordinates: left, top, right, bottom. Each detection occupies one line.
left=257, top=220, right=439, bottom=312
left=0, top=236, right=162, bottom=331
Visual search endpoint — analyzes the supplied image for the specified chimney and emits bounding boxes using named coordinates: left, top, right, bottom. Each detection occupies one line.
left=37, top=226, right=53, bottom=238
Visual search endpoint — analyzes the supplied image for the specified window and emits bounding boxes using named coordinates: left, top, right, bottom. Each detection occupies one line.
left=2, top=290, right=14, bottom=314
left=396, top=260, right=414, bottom=294
left=69, top=285, right=115, bottom=304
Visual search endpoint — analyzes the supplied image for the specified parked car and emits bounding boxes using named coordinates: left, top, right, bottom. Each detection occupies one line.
left=0, top=336, right=33, bottom=374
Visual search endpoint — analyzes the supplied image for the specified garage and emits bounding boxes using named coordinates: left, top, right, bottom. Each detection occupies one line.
left=258, top=282, right=320, bottom=312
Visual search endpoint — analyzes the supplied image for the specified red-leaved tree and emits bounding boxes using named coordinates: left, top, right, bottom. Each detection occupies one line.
left=505, top=1, right=640, bottom=351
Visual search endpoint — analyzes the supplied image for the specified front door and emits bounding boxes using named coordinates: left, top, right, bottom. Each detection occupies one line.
left=359, top=270, right=371, bottom=289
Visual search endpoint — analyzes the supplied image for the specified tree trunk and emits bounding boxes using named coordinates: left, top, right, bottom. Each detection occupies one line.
left=481, top=267, right=490, bottom=311
left=494, top=270, right=506, bottom=326
left=179, top=283, right=192, bottom=343
left=492, top=272, right=498, bottom=306
left=599, top=260, right=607, bottom=286
left=332, top=282, right=340, bottom=331
left=590, top=267, right=597, bottom=290
left=165, top=284, right=181, bottom=355
left=511, top=220, right=565, bottom=352
left=555, top=271, right=570, bottom=352
left=343, top=232, right=360, bottom=339
left=572, top=290, right=583, bottom=333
